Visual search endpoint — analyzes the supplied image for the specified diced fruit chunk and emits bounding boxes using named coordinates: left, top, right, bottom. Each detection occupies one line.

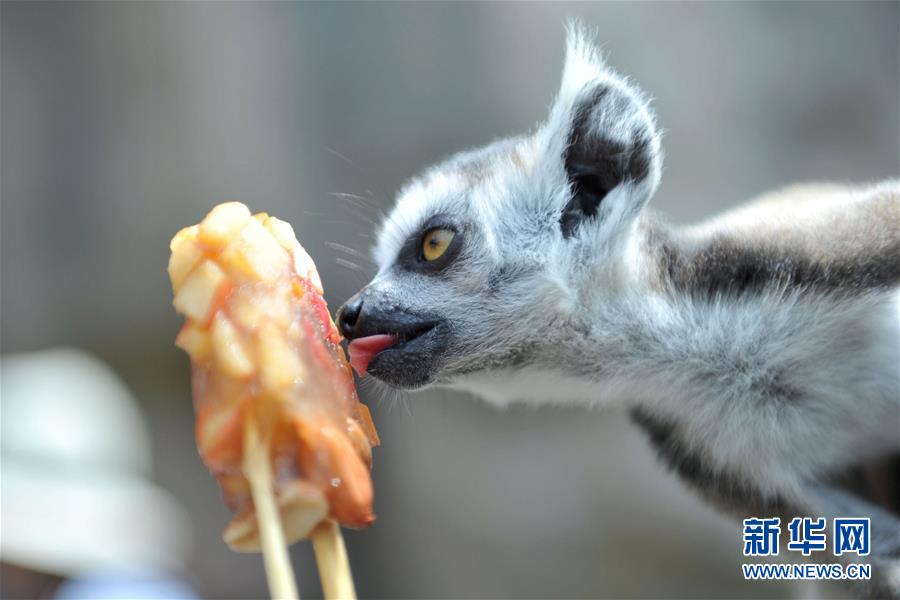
left=292, top=245, right=323, bottom=294
left=211, top=313, right=254, bottom=378
left=277, top=482, right=329, bottom=546
left=199, top=202, right=251, bottom=249
left=168, top=237, right=204, bottom=290
left=220, top=218, right=288, bottom=282
left=173, top=260, right=226, bottom=322
left=230, top=284, right=292, bottom=330
left=175, top=322, right=212, bottom=362
left=224, top=481, right=327, bottom=552
left=263, top=216, right=299, bottom=250
left=196, top=401, right=246, bottom=470
left=257, top=322, right=305, bottom=393
left=170, top=224, right=199, bottom=252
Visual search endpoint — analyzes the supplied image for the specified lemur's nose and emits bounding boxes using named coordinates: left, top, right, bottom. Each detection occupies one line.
left=337, top=294, right=364, bottom=339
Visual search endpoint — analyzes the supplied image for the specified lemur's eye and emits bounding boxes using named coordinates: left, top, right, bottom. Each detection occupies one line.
left=421, top=228, right=455, bottom=261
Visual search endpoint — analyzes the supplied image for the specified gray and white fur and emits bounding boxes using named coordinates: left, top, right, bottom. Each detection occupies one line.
left=337, top=25, right=900, bottom=597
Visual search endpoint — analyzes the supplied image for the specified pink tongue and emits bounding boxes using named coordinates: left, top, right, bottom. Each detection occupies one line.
left=348, top=334, right=399, bottom=377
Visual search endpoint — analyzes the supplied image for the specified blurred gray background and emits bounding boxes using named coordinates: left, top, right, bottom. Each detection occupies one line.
left=2, top=2, right=898, bottom=598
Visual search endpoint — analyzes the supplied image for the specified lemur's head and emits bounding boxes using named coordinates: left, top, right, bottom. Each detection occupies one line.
left=338, top=25, right=662, bottom=393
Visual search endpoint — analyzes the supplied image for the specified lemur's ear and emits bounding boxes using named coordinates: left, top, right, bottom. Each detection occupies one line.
left=539, top=23, right=662, bottom=239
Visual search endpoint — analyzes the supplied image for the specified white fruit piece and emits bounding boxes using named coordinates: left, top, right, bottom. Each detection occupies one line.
left=210, top=313, right=255, bottom=379
left=175, top=323, right=212, bottom=362
left=170, top=224, right=199, bottom=252
left=277, top=482, right=329, bottom=546
left=223, top=481, right=328, bottom=551
left=257, top=322, right=305, bottom=393
left=230, top=284, right=293, bottom=331
left=291, top=245, right=324, bottom=294
left=173, top=260, right=227, bottom=322
left=198, top=202, right=251, bottom=249
left=263, top=216, right=299, bottom=250
left=220, top=218, right=288, bottom=282
left=168, top=237, right=204, bottom=290
left=196, top=403, right=241, bottom=455
left=285, top=321, right=303, bottom=342
left=261, top=215, right=324, bottom=291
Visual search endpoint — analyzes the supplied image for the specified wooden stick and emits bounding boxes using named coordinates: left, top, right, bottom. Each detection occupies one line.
left=244, top=419, right=300, bottom=600
left=312, top=520, right=356, bottom=600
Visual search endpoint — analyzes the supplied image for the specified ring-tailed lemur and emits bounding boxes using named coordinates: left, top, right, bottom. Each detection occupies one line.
left=337, top=25, right=900, bottom=597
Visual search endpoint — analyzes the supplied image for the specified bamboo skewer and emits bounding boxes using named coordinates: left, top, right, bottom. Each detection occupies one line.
left=244, top=419, right=300, bottom=600
left=313, top=520, right=357, bottom=600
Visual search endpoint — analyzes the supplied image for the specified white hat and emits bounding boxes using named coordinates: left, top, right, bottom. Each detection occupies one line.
left=1, top=348, right=192, bottom=576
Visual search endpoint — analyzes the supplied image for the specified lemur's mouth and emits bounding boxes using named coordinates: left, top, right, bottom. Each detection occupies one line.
left=348, top=335, right=398, bottom=375
left=347, top=322, right=437, bottom=377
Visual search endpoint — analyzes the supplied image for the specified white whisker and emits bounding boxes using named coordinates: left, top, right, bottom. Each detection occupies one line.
left=335, top=257, right=364, bottom=272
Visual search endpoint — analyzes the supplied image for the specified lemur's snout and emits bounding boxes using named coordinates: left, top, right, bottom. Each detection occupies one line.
left=338, top=292, right=398, bottom=376
left=336, top=287, right=449, bottom=385
left=337, top=289, right=435, bottom=342
left=337, top=294, right=363, bottom=340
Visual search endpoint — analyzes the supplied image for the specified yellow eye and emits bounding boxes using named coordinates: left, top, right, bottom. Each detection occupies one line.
left=421, top=228, right=455, bottom=261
